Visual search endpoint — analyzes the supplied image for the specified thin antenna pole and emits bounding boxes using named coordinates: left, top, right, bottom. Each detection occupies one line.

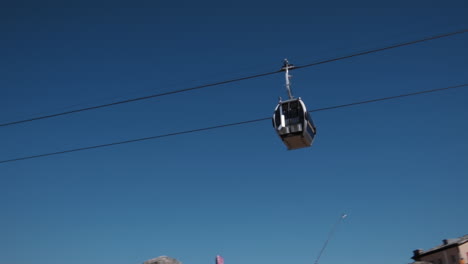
left=313, top=214, right=348, bottom=264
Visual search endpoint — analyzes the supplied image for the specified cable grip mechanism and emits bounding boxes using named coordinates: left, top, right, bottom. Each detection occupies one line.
left=281, top=59, right=295, bottom=100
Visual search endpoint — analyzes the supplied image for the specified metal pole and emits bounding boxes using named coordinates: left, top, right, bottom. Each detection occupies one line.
left=313, top=214, right=348, bottom=264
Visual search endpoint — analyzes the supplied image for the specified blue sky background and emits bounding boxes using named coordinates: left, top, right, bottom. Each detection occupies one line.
left=0, top=1, right=467, bottom=264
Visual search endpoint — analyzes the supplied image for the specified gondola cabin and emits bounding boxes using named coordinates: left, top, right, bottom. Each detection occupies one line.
left=272, top=98, right=317, bottom=150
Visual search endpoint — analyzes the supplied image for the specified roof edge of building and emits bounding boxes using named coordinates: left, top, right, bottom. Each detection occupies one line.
left=412, top=235, right=468, bottom=260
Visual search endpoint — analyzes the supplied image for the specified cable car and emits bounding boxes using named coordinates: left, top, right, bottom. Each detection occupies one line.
left=272, top=60, right=317, bottom=150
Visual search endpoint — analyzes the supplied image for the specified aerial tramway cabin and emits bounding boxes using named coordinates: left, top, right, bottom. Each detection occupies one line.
left=272, top=60, right=317, bottom=150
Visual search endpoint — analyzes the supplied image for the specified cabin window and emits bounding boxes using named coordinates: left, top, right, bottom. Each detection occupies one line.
left=274, top=108, right=282, bottom=128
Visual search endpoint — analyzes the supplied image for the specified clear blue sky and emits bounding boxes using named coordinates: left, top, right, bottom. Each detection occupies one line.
left=1, top=1, right=467, bottom=264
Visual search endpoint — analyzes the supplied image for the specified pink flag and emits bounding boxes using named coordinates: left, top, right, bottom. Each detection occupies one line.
left=216, top=255, right=224, bottom=264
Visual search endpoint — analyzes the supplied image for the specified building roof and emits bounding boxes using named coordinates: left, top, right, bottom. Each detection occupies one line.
left=143, top=256, right=182, bottom=264
left=413, top=234, right=468, bottom=260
